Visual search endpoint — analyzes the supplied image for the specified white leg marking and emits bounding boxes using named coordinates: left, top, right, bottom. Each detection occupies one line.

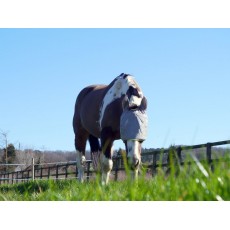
left=101, top=155, right=113, bottom=185
left=76, top=150, right=86, bottom=182
left=127, top=140, right=141, bottom=180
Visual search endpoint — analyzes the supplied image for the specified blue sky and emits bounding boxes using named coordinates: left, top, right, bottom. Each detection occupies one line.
left=0, top=29, right=230, bottom=151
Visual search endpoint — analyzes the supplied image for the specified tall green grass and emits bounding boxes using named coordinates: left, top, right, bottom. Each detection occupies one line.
left=0, top=156, right=229, bottom=201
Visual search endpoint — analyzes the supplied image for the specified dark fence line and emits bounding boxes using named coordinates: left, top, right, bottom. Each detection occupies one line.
left=0, top=139, right=230, bottom=184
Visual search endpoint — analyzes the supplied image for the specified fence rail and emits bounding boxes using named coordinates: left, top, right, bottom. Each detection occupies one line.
left=0, top=139, right=230, bottom=184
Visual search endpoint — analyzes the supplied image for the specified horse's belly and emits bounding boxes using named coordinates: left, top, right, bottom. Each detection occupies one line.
left=82, top=118, right=101, bottom=138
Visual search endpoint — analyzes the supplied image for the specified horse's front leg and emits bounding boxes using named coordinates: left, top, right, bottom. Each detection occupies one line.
left=101, top=154, right=113, bottom=185
left=126, top=140, right=142, bottom=182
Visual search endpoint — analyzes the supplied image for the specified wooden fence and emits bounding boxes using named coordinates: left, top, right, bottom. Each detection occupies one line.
left=0, top=139, right=230, bottom=184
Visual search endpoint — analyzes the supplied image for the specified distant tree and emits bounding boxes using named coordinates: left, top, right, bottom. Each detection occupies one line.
left=0, top=130, right=9, bottom=164
left=0, top=148, right=3, bottom=159
left=0, top=143, right=16, bottom=172
left=3, top=144, right=16, bottom=164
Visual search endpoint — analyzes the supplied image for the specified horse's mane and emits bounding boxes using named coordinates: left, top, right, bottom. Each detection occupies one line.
left=106, top=73, right=130, bottom=91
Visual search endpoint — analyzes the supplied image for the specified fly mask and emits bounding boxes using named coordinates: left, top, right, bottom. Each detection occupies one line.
left=120, top=108, right=148, bottom=141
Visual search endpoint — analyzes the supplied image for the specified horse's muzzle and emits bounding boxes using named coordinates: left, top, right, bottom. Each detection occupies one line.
left=127, top=157, right=140, bottom=170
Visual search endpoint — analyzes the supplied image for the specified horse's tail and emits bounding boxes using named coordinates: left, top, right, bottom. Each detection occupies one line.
left=73, top=86, right=95, bottom=134
left=88, top=134, right=101, bottom=172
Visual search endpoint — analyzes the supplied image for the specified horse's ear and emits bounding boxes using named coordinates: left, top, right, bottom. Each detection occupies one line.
left=122, top=95, right=129, bottom=110
left=139, top=96, right=147, bottom=111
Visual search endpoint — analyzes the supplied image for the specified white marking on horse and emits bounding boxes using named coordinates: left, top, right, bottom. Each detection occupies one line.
left=101, top=154, right=113, bottom=185
left=127, top=140, right=141, bottom=166
left=127, top=140, right=141, bottom=180
left=76, top=150, right=86, bottom=183
left=129, top=95, right=142, bottom=108
left=99, top=74, right=143, bottom=128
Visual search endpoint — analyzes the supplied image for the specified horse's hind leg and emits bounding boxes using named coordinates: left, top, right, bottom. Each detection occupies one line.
left=88, top=134, right=101, bottom=172
left=101, top=128, right=114, bottom=185
left=74, top=129, right=88, bottom=183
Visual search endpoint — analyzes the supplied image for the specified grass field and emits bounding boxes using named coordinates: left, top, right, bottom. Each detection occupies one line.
left=0, top=158, right=229, bottom=201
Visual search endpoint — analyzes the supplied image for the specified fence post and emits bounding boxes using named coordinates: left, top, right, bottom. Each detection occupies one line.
left=12, top=172, right=14, bottom=184
left=206, top=143, right=214, bottom=172
left=56, top=164, right=59, bottom=179
left=87, top=161, right=90, bottom=182
left=27, top=170, right=30, bottom=182
left=152, top=153, right=157, bottom=176
left=114, top=157, right=119, bottom=181
left=40, top=167, right=43, bottom=179
left=177, top=146, right=182, bottom=165
left=48, top=167, right=51, bottom=179
left=16, top=171, right=19, bottom=183
left=65, top=164, right=68, bottom=179
left=32, top=158, right=35, bottom=181
left=8, top=172, right=10, bottom=184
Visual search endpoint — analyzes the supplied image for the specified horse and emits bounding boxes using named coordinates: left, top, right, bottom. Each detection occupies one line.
left=73, top=73, right=148, bottom=185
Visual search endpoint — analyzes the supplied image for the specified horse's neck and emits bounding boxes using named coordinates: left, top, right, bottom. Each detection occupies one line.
left=104, top=79, right=117, bottom=93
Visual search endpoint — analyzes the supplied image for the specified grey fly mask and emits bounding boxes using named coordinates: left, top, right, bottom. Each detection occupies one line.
left=120, top=109, right=148, bottom=141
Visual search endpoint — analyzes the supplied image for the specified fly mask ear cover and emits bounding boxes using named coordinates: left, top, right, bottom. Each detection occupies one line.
left=120, top=109, right=148, bottom=141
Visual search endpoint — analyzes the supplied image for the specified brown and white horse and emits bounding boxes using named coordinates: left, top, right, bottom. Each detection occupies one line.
left=73, top=73, right=148, bottom=185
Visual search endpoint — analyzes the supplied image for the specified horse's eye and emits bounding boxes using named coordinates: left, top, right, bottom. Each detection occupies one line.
left=129, top=86, right=140, bottom=98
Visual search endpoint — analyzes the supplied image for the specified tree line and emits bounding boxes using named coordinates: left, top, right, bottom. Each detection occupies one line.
left=0, top=145, right=81, bottom=173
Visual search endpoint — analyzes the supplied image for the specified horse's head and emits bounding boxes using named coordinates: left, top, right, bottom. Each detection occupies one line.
left=116, top=74, right=148, bottom=176
left=121, top=95, right=148, bottom=176
left=99, top=73, right=148, bottom=178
